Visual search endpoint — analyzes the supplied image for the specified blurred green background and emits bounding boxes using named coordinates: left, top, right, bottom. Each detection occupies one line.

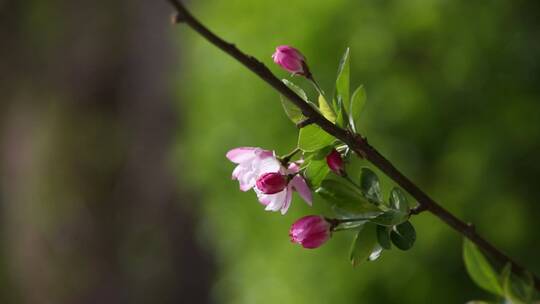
left=1, top=0, right=539, bottom=303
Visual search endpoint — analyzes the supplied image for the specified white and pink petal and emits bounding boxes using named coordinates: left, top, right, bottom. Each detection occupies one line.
left=290, top=174, right=312, bottom=205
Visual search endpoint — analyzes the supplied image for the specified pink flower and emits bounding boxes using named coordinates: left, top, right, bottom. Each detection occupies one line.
left=227, top=147, right=312, bottom=214
left=226, top=147, right=281, bottom=192
left=256, top=172, right=288, bottom=194
left=289, top=215, right=332, bottom=249
left=326, top=149, right=345, bottom=176
left=272, top=45, right=309, bottom=76
left=255, top=162, right=312, bottom=215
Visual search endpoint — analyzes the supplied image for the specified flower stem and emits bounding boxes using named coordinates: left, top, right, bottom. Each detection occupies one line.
left=308, top=77, right=325, bottom=97
left=280, top=147, right=301, bottom=164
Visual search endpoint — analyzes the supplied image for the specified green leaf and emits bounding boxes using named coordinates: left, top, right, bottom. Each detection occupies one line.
left=501, top=263, right=534, bottom=304
left=360, top=168, right=382, bottom=203
left=318, top=94, right=336, bottom=123
left=501, top=264, right=524, bottom=304
left=349, top=223, right=377, bottom=266
left=335, top=220, right=366, bottom=230
left=336, top=48, right=350, bottom=114
left=389, top=187, right=409, bottom=212
left=390, top=221, right=416, bottom=251
left=349, top=85, right=366, bottom=132
left=316, top=179, right=382, bottom=216
left=304, top=159, right=330, bottom=188
left=376, top=225, right=392, bottom=250
left=370, top=209, right=409, bottom=226
left=463, top=239, right=504, bottom=296
left=303, top=146, right=333, bottom=161
left=368, top=245, right=383, bottom=261
left=282, top=79, right=308, bottom=101
left=335, top=98, right=346, bottom=128
left=298, top=124, right=335, bottom=152
left=280, top=79, right=307, bottom=123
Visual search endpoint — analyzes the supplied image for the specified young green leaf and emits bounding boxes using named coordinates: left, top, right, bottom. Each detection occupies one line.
left=334, top=98, right=346, bottom=128
left=376, top=225, right=392, bottom=250
left=280, top=79, right=307, bottom=123
left=318, top=94, right=336, bottom=123
left=390, top=221, right=416, bottom=251
left=282, top=79, right=308, bottom=100
left=349, top=223, right=378, bottom=266
left=360, top=168, right=382, bottom=203
left=336, top=48, right=350, bottom=113
left=389, top=187, right=409, bottom=213
left=463, top=239, right=504, bottom=296
left=298, top=124, right=335, bottom=152
left=370, top=209, right=408, bottom=226
left=316, top=179, right=382, bottom=216
left=349, top=85, right=366, bottom=132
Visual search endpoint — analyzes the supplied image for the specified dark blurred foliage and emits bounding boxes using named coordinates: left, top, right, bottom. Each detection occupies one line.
left=1, top=0, right=540, bottom=303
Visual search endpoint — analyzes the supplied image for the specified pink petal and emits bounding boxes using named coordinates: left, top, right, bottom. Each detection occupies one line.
left=239, top=179, right=255, bottom=191
left=300, top=231, right=330, bottom=249
left=238, top=170, right=256, bottom=191
left=291, top=175, right=312, bottom=205
left=287, top=162, right=300, bottom=174
left=256, top=157, right=281, bottom=174
left=280, top=187, right=293, bottom=215
left=231, top=165, right=244, bottom=179
left=263, top=190, right=287, bottom=212
left=226, top=147, right=257, bottom=163
left=257, top=193, right=272, bottom=206
left=282, top=57, right=303, bottom=72
left=255, top=148, right=274, bottom=158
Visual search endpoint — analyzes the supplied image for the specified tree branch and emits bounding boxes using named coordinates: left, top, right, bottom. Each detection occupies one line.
left=167, top=0, right=540, bottom=291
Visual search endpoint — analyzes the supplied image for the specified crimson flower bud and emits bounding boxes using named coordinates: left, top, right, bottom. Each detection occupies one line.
left=289, top=215, right=332, bottom=249
left=256, top=172, right=288, bottom=194
left=272, top=45, right=310, bottom=76
left=326, top=149, right=345, bottom=176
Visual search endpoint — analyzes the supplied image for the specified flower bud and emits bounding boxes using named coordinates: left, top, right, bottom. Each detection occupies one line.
left=256, top=172, right=288, bottom=194
left=289, top=215, right=331, bottom=249
left=326, top=149, right=345, bottom=176
left=272, top=45, right=310, bottom=76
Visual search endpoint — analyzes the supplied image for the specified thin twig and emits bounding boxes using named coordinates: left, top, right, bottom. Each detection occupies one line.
left=167, top=0, right=540, bottom=291
left=296, top=117, right=315, bottom=128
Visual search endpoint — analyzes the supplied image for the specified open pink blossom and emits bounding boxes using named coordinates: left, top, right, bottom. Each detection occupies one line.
left=226, top=147, right=281, bottom=192
left=255, top=162, right=312, bottom=215
left=289, top=215, right=331, bottom=249
left=272, top=45, right=308, bottom=75
left=227, top=147, right=312, bottom=214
